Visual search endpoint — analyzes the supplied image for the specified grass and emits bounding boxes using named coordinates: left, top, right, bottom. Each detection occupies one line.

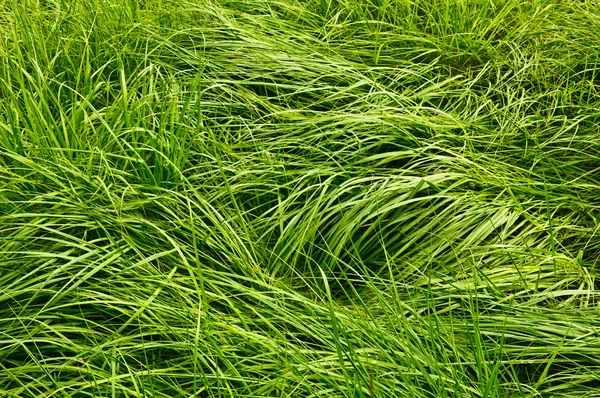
left=1, top=0, right=599, bottom=396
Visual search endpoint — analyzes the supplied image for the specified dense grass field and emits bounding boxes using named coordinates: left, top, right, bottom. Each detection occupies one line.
left=1, top=0, right=600, bottom=396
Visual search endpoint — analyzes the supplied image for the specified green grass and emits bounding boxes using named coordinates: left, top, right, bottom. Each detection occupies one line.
left=1, top=0, right=600, bottom=396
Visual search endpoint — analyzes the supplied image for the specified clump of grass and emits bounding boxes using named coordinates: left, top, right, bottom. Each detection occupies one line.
left=1, top=0, right=600, bottom=396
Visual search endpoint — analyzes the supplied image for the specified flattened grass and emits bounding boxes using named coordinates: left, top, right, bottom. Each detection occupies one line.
left=1, top=0, right=600, bottom=396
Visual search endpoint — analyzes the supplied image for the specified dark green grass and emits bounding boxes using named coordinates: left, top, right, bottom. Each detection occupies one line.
left=1, top=0, right=600, bottom=396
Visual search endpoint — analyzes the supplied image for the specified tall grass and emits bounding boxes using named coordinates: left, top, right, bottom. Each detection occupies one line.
left=1, top=0, right=599, bottom=396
